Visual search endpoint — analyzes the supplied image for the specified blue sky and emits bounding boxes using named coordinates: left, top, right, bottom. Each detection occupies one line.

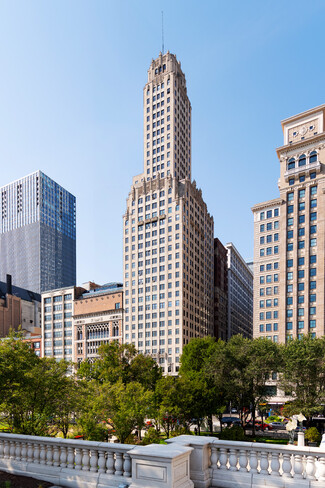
left=0, top=0, right=325, bottom=285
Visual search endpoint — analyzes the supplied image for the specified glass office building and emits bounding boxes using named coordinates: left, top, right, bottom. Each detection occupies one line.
left=0, top=171, right=76, bottom=293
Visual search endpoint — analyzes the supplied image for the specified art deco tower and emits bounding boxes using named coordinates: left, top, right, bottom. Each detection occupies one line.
left=123, top=52, right=214, bottom=373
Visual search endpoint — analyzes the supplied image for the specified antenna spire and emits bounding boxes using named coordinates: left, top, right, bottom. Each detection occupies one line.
left=161, top=11, right=164, bottom=54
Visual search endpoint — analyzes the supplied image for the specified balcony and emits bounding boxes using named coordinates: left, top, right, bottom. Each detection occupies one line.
left=284, top=161, right=321, bottom=180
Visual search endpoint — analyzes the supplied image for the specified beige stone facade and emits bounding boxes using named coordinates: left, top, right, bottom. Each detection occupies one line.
left=123, top=52, right=214, bottom=373
left=74, top=285, right=123, bottom=363
left=252, top=105, right=325, bottom=342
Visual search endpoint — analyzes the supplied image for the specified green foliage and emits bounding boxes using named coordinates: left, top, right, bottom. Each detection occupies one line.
left=279, top=335, right=325, bottom=417
left=141, top=427, right=162, bottom=445
left=305, top=427, right=321, bottom=445
left=218, top=425, right=245, bottom=441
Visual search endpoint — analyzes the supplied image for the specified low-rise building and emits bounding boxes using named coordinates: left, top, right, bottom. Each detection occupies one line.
left=0, top=274, right=41, bottom=338
left=74, top=283, right=123, bottom=363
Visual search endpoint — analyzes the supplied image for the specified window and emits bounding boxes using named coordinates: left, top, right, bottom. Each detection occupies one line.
left=287, top=259, right=293, bottom=267
left=287, top=272, right=293, bottom=280
left=287, top=218, right=293, bottom=226
left=274, top=208, right=279, bottom=217
left=310, top=320, right=316, bottom=328
left=310, top=225, right=317, bottom=234
left=288, top=192, right=294, bottom=202
left=311, top=199, right=317, bottom=208
left=274, top=246, right=278, bottom=254
left=310, top=255, right=317, bottom=264
left=298, top=321, right=304, bottom=329
left=287, top=243, right=293, bottom=251
left=310, top=238, right=317, bottom=247
left=298, top=228, right=305, bottom=237
left=298, top=257, right=304, bottom=266
left=298, top=241, right=305, bottom=249
left=310, top=293, right=316, bottom=302
left=310, top=186, right=317, bottom=195
left=298, top=154, right=306, bottom=167
left=298, top=202, right=305, bottom=211
left=298, top=295, right=304, bottom=304
left=309, top=151, right=317, bottom=163
left=286, top=322, right=293, bottom=330
left=287, top=297, right=293, bottom=305
left=298, top=283, right=305, bottom=291
left=287, top=205, right=294, bottom=214
left=289, top=178, right=294, bottom=186
left=260, top=224, right=265, bottom=232
left=299, top=215, right=305, bottom=224
left=287, top=159, right=295, bottom=170
left=310, top=212, right=317, bottom=221
left=267, top=210, right=272, bottom=219
left=310, top=172, right=316, bottom=179
left=299, top=189, right=305, bottom=199
left=259, top=324, right=264, bottom=332
left=287, top=230, right=293, bottom=239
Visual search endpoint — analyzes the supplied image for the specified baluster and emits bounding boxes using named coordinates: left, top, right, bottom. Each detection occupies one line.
left=75, top=448, right=82, bottom=470
left=33, top=443, right=40, bottom=464
left=259, top=450, right=269, bottom=475
left=123, top=453, right=131, bottom=477
left=270, top=451, right=280, bottom=477
left=3, top=440, right=10, bottom=459
left=0, top=439, right=4, bottom=458
left=218, top=448, right=228, bottom=470
left=106, top=451, right=114, bottom=474
left=317, top=456, right=325, bottom=482
left=115, top=452, right=123, bottom=476
left=67, top=447, right=75, bottom=469
left=238, top=449, right=248, bottom=472
left=282, top=452, right=292, bottom=478
left=46, top=444, right=53, bottom=466
left=98, top=451, right=106, bottom=473
left=90, top=449, right=98, bottom=472
left=210, top=445, right=218, bottom=471
left=60, top=446, right=67, bottom=468
left=293, top=454, right=303, bottom=479
left=249, top=450, right=258, bottom=474
left=228, top=448, right=237, bottom=471
left=9, top=441, right=15, bottom=459
left=52, top=445, right=60, bottom=467
left=82, top=448, right=90, bottom=471
left=39, top=444, right=46, bottom=465
left=27, top=442, right=33, bottom=463
left=305, top=455, right=316, bottom=480
left=15, top=442, right=21, bottom=461
left=21, top=442, right=27, bottom=462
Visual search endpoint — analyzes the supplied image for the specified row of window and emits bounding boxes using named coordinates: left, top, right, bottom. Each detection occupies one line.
left=260, top=246, right=279, bottom=257
left=260, top=234, right=278, bottom=244
left=288, top=172, right=316, bottom=185
left=287, top=282, right=316, bottom=292
left=287, top=152, right=317, bottom=170
left=260, top=221, right=279, bottom=232
left=287, top=294, right=316, bottom=304
left=44, top=294, right=72, bottom=304
left=260, top=274, right=278, bottom=283
left=260, top=262, right=279, bottom=272
left=286, top=238, right=317, bottom=251
left=287, top=200, right=317, bottom=213
left=259, top=323, right=278, bottom=332
left=260, top=299, right=278, bottom=308
left=260, top=287, right=278, bottom=296
left=260, top=208, right=279, bottom=220
left=286, top=320, right=316, bottom=329
left=288, top=187, right=317, bottom=201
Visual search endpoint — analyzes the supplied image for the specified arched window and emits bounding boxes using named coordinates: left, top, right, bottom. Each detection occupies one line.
left=298, top=154, right=306, bottom=167
left=287, top=158, right=295, bottom=170
left=310, top=151, right=317, bottom=164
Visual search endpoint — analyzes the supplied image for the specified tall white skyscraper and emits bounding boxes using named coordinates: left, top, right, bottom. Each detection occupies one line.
left=123, top=52, right=214, bottom=374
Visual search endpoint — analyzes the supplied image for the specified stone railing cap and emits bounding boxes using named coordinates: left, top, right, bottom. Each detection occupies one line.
left=166, top=435, right=213, bottom=446
left=129, top=443, right=193, bottom=459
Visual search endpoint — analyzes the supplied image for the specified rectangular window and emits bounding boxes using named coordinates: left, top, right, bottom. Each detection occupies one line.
left=298, top=283, right=304, bottom=291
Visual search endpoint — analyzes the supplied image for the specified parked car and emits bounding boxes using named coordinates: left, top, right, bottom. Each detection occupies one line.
left=245, top=421, right=273, bottom=431
left=269, top=421, right=286, bottom=430
left=221, top=416, right=241, bottom=427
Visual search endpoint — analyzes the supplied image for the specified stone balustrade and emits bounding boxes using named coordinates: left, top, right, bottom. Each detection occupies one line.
left=0, top=432, right=325, bottom=487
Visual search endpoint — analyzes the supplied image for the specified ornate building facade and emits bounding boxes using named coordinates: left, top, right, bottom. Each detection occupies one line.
left=123, top=52, right=214, bottom=373
left=253, top=105, right=325, bottom=342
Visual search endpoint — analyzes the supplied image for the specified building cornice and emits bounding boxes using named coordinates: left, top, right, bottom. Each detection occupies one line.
left=276, top=133, right=325, bottom=159
left=251, top=197, right=283, bottom=213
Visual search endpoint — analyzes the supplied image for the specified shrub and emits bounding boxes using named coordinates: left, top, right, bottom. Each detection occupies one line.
left=141, top=428, right=162, bottom=445
left=218, top=425, right=245, bottom=441
left=305, top=427, right=321, bottom=445
left=170, top=426, right=192, bottom=438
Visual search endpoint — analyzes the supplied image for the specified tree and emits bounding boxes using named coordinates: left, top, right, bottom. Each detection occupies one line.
left=206, top=335, right=281, bottom=433
left=78, top=342, right=162, bottom=390
left=100, top=381, right=154, bottom=443
left=0, top=333, right=75, bottom=436
left=279, top=335, right=325, bottom=418
left=180, top=337, right=226, bottom=433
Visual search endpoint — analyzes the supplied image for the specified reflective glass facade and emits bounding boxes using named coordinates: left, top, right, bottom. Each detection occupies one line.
left=0, top=171, right=76, bottom=293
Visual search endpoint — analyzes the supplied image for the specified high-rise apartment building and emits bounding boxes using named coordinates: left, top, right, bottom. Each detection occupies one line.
left=123, top=52, right=214, bottom=373
left=252, top=105, right=325, bottom=342
left=225, top=243, right=253, bottom=339
left=0, top=171, right=76, bottom=294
